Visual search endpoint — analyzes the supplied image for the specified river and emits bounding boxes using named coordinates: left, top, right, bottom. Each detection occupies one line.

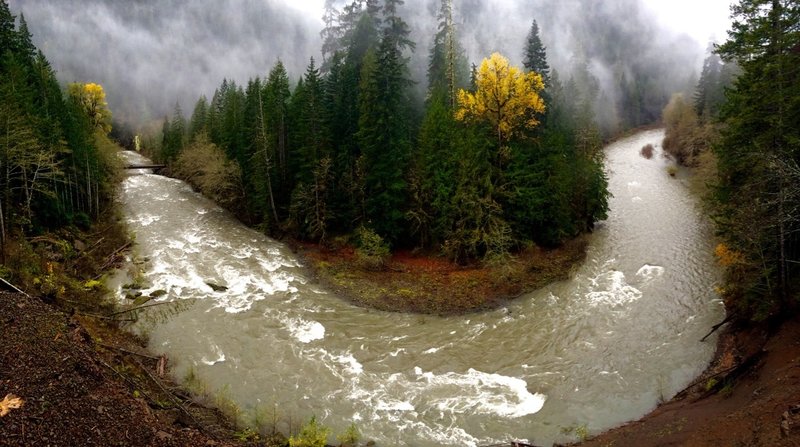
left=113, top=129, right=723, bottom=446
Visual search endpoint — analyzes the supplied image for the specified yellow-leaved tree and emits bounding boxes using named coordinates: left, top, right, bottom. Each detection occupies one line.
left=69, top=82, right=112, bottom=134
left=455, top=52, right=545, bottom=147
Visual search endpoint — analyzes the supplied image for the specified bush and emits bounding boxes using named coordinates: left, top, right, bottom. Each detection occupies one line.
left=640, top=144, right=654, bottom=159
left=336, top=423, right=360, bottom=447
left=355, top=226, right=390, bottom=270
left=173, top=133, right=243, bottom=206
left=662, top=93, right=715, bottom=166
left=289, top=416, right=330, bottom=447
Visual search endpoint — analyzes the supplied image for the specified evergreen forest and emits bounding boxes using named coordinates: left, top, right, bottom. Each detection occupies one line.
left=0, top=2, right=119, bottom=264
left=153, top=0, right=611, bottom=263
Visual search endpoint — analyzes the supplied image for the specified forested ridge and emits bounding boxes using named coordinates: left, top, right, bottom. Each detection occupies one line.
left=0, top=1, right=119, bottom=269
left=662, top=0, right=800, bottom=321
left=151, top=0, right=611, bottom=263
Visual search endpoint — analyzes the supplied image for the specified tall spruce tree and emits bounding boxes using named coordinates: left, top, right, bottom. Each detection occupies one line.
left=264, top=61, right=292, bottom=195
left=523, top=20, right=550, bottom=84
left=355, top=0, right=415, bottom=241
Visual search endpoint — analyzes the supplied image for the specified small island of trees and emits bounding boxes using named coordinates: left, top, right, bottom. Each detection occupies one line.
left=151, top=0, right=610, bottom=281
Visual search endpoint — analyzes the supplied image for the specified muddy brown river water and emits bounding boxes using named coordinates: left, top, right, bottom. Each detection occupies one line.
left=113, top=129, right=723, bottom=446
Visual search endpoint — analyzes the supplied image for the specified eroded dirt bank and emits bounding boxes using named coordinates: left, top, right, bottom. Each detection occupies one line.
left=0, top=291, right=239, bottom=447
left=576, top=317, right=800, bottom=447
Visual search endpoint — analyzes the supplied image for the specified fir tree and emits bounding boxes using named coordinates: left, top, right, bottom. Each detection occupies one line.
left=189, top=95, right=208, bottom=141
left=523, top=20, right=550, bottom=84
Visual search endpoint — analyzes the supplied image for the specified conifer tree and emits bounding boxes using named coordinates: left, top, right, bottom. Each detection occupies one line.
left=189, top=95, right=209, bottom=141
left=264, top=61, right=292, bottom=201
left=694, top=47, right=723, bottom=119
left=15, top=13, right=35, bottom=62
left=355, top=0, right=415, bottom=242
left=523, top=20, right=550, bottom=84
left=320, top=0, right=341, bottom=73
left=0, top=0, right=15, bottom=61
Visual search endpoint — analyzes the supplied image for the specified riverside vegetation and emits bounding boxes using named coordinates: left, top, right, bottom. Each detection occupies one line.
left=662, top=0, right=800, bottom=324
left=575, top=2, right=800, bottom=445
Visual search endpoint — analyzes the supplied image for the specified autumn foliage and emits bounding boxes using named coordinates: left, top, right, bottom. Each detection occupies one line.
left=455, top=53, right=545, bottom=144
left=68, top=82, right=113, bottom=134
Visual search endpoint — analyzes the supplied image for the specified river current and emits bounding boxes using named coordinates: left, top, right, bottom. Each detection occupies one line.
left=113, top=129, right=723, bottom=446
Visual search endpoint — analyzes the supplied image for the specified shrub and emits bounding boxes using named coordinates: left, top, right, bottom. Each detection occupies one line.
left=662, top=93, right=716, bottom=166
left=173, top=133, right=244, bottom=206
left=336, top=423, right=360, bottom=447
left=289, top=416, right=330, bottom=447
left=355, top=226, right=390, bottom=270
left=640, top=144, right=654, bottom=159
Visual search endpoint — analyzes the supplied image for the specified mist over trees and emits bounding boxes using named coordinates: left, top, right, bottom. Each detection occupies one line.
left=9, top=0, right=706, bottom=133
left=0, top=1, right=120, bottom=261
left=151, top=0, right=610, bottom=262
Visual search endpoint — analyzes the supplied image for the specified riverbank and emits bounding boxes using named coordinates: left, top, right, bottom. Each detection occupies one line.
left=0, top=215, right=249, bottom=446
left=573, top=315, right=800, bottom=446
left=292, top=235, right=588, bottom=315
left=0, top=290, right=248, bottom=446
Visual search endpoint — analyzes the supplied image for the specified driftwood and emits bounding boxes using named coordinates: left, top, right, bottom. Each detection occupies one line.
left=94, top=241, right=133, bottom=276
left=27, top=235, right=65, bottom=246
left=97, top=342, right=160, bottom=361
left=701, top=312, right=739, bottom=342
left=124, top=164, right=166, bottom=170
left=96, top=357, right=158, bottom=406
left=0, top=278, right=28, bottom=296
left=105, top=300, right=173, bottom=318
left=131, top=357, right=210, bottom=438
left=75, top=310, right=136, bottom=323
left=480, top=442, right=540, bottom=447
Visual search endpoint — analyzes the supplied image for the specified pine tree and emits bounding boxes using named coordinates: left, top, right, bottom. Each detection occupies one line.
left=189, top=95, right=208, bottom=141
left=0, top=0, right=15, bottom=62
left=15, top=13, right=35, bottom=63
left=694, top=47, right=723, bottom=119
left=355, top=0, right=415, bottom=242
left=523, top=20, right=550, bottom=84
left=168, top=102, right=186, bottom=159
left=320, top=0, right=341, bottom=73
left=264, top=61, right=292, bottom=202
left=427, top=0, right=468, bottom=107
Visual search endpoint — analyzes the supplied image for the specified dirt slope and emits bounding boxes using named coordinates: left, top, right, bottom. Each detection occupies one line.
left=577, top=317, right=800, bottom=447
left=0, top=291, right=235, bottom=447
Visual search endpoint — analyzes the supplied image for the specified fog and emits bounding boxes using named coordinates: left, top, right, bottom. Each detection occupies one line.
left=7, top=0, right=733, bottom=128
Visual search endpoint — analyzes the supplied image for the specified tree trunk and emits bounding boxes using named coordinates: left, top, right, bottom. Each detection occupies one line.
left=258, top=90, right=280, bottom=224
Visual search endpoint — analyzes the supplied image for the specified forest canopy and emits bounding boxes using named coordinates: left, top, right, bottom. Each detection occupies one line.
left=150, top=0, right=610, bottom=262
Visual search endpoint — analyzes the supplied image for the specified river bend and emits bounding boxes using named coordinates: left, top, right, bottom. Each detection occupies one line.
left=113, top=129, right=723, bottom=446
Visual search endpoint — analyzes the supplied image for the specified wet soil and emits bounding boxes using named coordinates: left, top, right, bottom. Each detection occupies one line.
left=293, top=236, right=589, bottom=315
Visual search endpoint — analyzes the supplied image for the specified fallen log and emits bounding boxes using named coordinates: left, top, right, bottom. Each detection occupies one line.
left=701, top=312, right=739, bottom=342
